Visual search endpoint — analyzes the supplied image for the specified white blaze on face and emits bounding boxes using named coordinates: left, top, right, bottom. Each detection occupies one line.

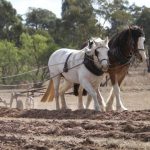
left=99, top=47, right=109, bottom=71
left=138, top=37, right=145, bottom=50
left=96, top=38, right=109, bottom=71
left=138, top=37, right=147, bottom=61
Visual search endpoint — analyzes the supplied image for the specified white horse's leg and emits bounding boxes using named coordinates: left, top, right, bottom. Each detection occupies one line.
left=86, top=89, right=105, bottom=111
left=80, top=80, right=100, bottom=111
left=113, top=83, right=127, bottom=111
left=78, top=86, right=85, bottom=109
left=59, top=80, right=72, bottom=109
left=53, top=75, right=61, bottom=110
left=105, top=87, right=115, bottom=111
left=96, top=89, right=106, bottom=112
left=86, top=95, right=92, bottom=109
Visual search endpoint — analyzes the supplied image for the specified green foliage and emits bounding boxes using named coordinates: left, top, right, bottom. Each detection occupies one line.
left=96, top=0, right=133, bottom=35
left=0, top=40, right=19, bottom=84
left=19, top=33, right=58, bottom=82
left=26, top=7, right=57, bottom=30
left=61, top=0, right=99, bottom=48
left=0, top=0, right=22, bottom=41
left=0, top=0, right=150, bottom=87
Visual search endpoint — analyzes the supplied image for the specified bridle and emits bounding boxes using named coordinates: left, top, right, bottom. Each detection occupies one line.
left=94, top=46, right=109, bottom=65
left=110, top=35, right=145, bottom=65
left=132, top=36, right=145, bottom=61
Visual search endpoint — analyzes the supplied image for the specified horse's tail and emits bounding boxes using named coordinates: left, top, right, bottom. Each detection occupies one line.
left=41, top=79, right=54, bottom=102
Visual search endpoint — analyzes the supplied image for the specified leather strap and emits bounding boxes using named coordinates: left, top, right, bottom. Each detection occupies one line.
left=83, top=54, right=104, bottom=76
left=63, top=53, right=72, bottom=72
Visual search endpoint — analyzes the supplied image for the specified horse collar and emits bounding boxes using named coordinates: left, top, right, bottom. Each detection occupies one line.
left=83, top=53, right=104, bottom=76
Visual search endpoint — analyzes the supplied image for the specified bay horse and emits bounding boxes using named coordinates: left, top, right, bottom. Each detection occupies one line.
left=41, top=37, right=109, bottom=111
left=77, top=26, right=146, bottom=111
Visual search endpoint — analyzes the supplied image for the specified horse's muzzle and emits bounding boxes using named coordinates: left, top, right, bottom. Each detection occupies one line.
left=137, top=49, right=146, bottom=62
left=100, top=59, right=109, bottom=72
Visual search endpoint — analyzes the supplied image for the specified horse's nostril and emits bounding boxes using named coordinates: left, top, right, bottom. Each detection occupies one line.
left=102, top=64, right=108, bottom=72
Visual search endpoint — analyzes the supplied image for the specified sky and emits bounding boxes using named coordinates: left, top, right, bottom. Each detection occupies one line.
left=7, top=0, right=150, bottom=18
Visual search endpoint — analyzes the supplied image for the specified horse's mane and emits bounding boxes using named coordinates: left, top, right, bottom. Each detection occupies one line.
left=108, top=26, right=144, bottom=51
left=109, top=28, right=130, bottom=50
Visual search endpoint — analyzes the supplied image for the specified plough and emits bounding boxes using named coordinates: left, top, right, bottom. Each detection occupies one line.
left=0, top=91, right=34, bottom=110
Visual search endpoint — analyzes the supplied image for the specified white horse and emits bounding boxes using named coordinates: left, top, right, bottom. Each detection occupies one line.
left=41, top=37, right=109, bottom=111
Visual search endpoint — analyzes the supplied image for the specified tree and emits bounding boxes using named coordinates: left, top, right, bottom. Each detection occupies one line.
left=0, top=0, right=22, bottom=42
left=0, top=40, right=19, bottom=84
left=61, top=0, right=99, bottom=48
left=20, top=33, right=58, bottom=83
left=96, top=0, right=134, bottom=35
left=26, top=7, right=57, bottom=30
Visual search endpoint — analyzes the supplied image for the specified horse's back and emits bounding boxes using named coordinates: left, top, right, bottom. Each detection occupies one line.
left=48, top=48, right=83, bottom=76
left=49, top=48, right=79, bottom=63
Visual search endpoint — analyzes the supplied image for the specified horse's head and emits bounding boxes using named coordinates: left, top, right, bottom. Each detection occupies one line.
left=130, top=26, right=146, bottom=62
left=85, top=37, right=109, bottom=72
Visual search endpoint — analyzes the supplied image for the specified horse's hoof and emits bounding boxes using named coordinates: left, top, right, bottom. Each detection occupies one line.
left=78, top=105, right=85, bottom=110
left=117, top=106, right=128, bottom=112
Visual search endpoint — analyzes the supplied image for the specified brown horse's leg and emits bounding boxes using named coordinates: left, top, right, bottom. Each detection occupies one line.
left=106, top=68, right=128, bottom=111
left=114, top=71, right=127, bottom=111
left=105, top=87, right=115, bottom=111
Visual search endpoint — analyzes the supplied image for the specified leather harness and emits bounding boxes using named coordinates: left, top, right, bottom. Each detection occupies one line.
left=63, top=53, right=104, bottom=76
left=83, top=53, right=104, bottom=76
left=63, top=53, right=72, bottom=72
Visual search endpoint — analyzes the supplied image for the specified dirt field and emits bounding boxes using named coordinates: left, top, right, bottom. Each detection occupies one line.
left=0, top=64, right=150, bottom=150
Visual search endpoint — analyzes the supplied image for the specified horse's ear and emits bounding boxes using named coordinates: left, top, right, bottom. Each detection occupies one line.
left=88, top=40, right=93, bottom=49
left=84, top=40, right=93, bottom=55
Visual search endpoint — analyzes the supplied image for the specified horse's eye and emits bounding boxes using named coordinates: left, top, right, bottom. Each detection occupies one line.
left=95, top=50, right=99, bottom=56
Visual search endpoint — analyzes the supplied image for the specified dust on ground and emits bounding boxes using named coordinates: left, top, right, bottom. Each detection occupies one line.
left=0, top=107, right=150, bottom=150
left=0, top=64, right=150, bottom=149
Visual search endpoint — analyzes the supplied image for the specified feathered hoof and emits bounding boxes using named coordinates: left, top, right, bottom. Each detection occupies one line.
left=116, top=106, right=128, bottom=112
left=78, top=105, right=85, bottom=110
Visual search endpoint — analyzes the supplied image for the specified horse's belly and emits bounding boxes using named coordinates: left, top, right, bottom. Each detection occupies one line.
left=62, top=69, right=80, bottom=83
